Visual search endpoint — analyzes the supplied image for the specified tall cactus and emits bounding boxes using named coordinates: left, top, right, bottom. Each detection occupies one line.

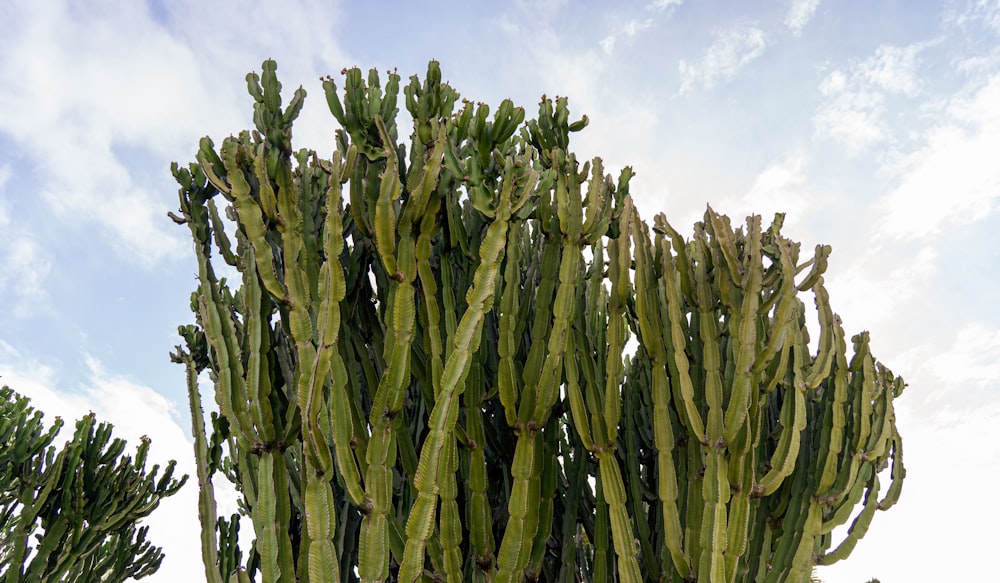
left=171, top=60, right=905, bottom=583
left=0, top=386, right=186, bottom=582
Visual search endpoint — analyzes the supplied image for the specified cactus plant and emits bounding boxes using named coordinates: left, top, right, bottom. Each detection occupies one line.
left=0, top=386, right=186, bottom=582
left=170, top=59, right=905, bottom=583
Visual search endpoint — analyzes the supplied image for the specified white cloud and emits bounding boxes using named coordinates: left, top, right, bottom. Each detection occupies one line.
left=743, top=153, right=817, bottom=219
left=0, top=0, right=346, bottom=268
left=699, top=153, right=829, bottom=246
left=824, top=243, right=937, bottom=340
left=876, top=73, right=1000, bottom=238
left=785, top=0, right=821, bottom=36
left=0, top=235, right=52, bottom=319
left=813, top=43, right=925, bottom=154
left=600, top=0, right=682, bottom=56
left=925, top=322, right=1000, bottom=388
left=678, top=24, right=767, bottom=94
left=0, top=166, right=51, bottom=319
left=601, top=18, right=654, bottom=55
left=947, top=0, right=1000, bottom=34
left=858, top=44, right=923, bottom=95
left=0, top=165, right=52, bottom=317
left=813, top=93, right=886, bottom=154
left=818, top=69, right=847, bottom=95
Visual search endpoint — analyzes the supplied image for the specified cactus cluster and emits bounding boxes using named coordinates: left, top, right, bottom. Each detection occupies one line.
left=0, top=386, right=186, bottom=582
left=170, top=60, right=904, bottom=583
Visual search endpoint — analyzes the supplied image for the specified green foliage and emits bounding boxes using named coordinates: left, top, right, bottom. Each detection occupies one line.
left=0, top=386, right=186, bottom=582
left=171, top=59, right=906, bottom=583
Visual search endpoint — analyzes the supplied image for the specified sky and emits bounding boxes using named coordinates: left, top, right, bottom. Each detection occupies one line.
left=1, top=0, right=998, bottom=581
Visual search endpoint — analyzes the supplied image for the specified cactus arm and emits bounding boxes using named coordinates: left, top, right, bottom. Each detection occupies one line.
left=556, top=434, right=587, bottom=583
left=754, top=314, right=808, bottom=497
left=197, top=136, right=231, bottom=196
left=698, top=449, right=730, bottom=583
left=603, top=196, right=633, bottom=443
left=244, top=258, right=277, bottom=444
left=398, top=169, right=519, bottom=583
left=373, top=118, right=400, bottom=275
left=525, top=424, right=559, bottom=579
left=593, top=472, right=612, bottom=583
left=803, top=279, right=836, bottom=389
left=796, top=244, right=831, bottom=291
left=516, top=215, right=559, bottom=425
left=657, top=215, right=697, bottom=303
left=497, top=222, right=523, bottom=427
left=299, top=155, right=350, bottom=582
left=816, top=475, right=881, bottom=566
left=496, top=173, right=557, bottom=582
left=465, top=351, right=497, bottom=577
left=193, top=240, right=255, bottom=452
left=751, top=237, right=797, bottom=376
left=438, top=438, right=463, bottom=581
left=495, top=433, right=541, bottom=583
left=692, top=233, right=726, bottom=444
left=252, top=143, right=280, bottom=222
left=621, top=364, right=659, bottom=579
left=303, top=465, right=339, bottom=582
left=175, top=337, right=225, bottom=583
left=564, top=330, right=594, bottom=450
left=724, top=458, right=754, bottom=581
left=223, top=138, right=286, bottom=303
left=819, top=460, right=868, bottom=534
left=330, top=344, right=365, bottom=506
left=360, top=117, right=420, bottom=583
left=532, top=150, right=583, bottom=423
left=786, top=499, right=825, bottom=583
left=631, top=214, right=689, bottom=578
left=598, top=451, right=643, bottom=582
left=206, top=198, right=238, bottom=266
left=658, top=229, right=707, bottom=444
left=417, top=191, right=445, bottom=398
left=723, top=215, right=762, bottom=445
left=878, top=432, right=905, bottom=511
left=255, top=454, right=282, bottom=582
left=815, top=318, right=850, bottom=495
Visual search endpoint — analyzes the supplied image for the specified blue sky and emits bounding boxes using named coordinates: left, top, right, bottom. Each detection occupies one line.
left=1, top=1, right=998, bottom=580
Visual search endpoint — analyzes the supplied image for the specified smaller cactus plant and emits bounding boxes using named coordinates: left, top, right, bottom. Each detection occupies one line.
left=0, top=385, right=187, bottom=582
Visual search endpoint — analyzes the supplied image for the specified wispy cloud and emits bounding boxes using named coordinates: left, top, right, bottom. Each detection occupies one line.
left=600, top=0, right=683, bottom=55
left=813, top=43, right=925, bottom=154
left=857, top=44, right=924, bottom=95
left=0, top=168, right=52, bottom=318
left=705, top=152, right=828, bottom=244
left=742, top=153, right=818, bottom=219
left=785, top=0, right=821, bottom=36
left=0, top=237, right=52, bottom=318
left=946, top=0, right=1000, bottom=34
left=678, top=24, right=767, bottom=95
left=876, top=72, right=1000, bottom=239
left=926, top=322, right=1000, bottom=388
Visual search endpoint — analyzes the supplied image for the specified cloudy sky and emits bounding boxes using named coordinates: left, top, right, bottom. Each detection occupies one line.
left=1, top=0, right=998, bottom=580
